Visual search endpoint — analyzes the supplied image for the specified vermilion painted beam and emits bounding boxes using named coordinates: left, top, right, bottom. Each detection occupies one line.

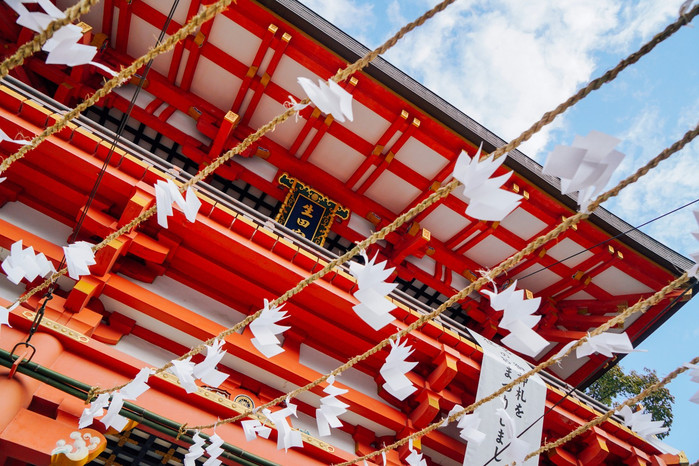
left=232, top=23, right=278, bottom=114
left=345, top=110, right=409, bottom=190
left=240, top=29, right=292, bottom=126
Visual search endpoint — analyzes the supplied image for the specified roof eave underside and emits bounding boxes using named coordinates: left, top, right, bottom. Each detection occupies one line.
left=255, top=0, right=695, bottom=277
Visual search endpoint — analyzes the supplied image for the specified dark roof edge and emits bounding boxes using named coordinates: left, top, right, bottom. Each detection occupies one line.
left=256, top=0, right=694, bottom=275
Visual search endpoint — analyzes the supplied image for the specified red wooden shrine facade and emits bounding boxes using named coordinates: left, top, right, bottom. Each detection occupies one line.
left=0, top=0, right=694, bottom=464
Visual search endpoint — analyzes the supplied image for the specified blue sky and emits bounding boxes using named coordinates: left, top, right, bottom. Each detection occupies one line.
left=300, top=0, right=699, bottom=460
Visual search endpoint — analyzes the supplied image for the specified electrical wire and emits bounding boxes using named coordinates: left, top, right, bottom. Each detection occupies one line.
left=479, top=285, right=692, bottom=466
left=515, top=198, right=699, bottom=282
left=22, top=0, right=181, bottom=346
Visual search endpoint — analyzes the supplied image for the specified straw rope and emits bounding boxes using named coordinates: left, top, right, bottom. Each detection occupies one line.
left=5, top=0, right=695, bottom=425
left=7, top=3, right=697, bottom=311
left=0, top=0, right=235, bottom=176
left=0, top=0, right=102, bottom=79
left=336, top=273, right=691, bottom=466
left=188, top=122, right=699, bottom=433
left=75, top=6, right=695, bottom=398
left=524, top=355, right=699, bottom=463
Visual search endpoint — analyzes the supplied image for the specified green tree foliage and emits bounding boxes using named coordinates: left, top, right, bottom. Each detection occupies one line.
left=585, top=365, right=674, bottom=439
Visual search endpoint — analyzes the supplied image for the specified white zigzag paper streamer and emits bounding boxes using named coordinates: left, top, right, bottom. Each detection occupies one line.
left=6, top=1, right=116, bottom=76
left=168, top=358, right=199, bottom=393
left=0, top=127, right=31, bottom=146
left=316, top=375, right=349, bottom=436
left=241, top=419, right=272, bottom=442
left=6, top=0, right=63, bottom=33
left=43, top=24, right=117, bottom=76
left=556, top=331, right=641, bottom=362
left=444, top=404, right=486, bottom=445
left=154, top=179, right=202, bottom=229
left=297, top=77, right=353, bottom=123
left=618, top=406, right=668, bottom=439
left=483, top=280, right=548, bottom=357
left=348, top=251, right=397, bottom=330
left=542, top=130, right=625, bottom=212
left=2, top=240, right=56, bottom=284
left=452, top=143, right=522, bottom=222
left=192, top=340, right=229, bottom=388
left=184, top=432, right=206, bottom=466
left=263, top=400, right=304, bottom=451
left=685, top=363, right=699, bottom=404
left=203, top=433, right=224, bottom=466
left=63, top=241, right=96, bottom=280
left=99, top=392, right=129, bottom=431
left=79, top=393, right=110, bottom=429
left=406, top=439, right=427, bottom=466
left=168, top=341, right=229, bottom=393
left=380, top=338, right=418, bottom=400
left=576, top=331, right=638, bottom=358
left=688, top=209, right=699, bottom=278
left=250, top=299, right=290, bottom=358
left=90, top=368, right=153, bottom=431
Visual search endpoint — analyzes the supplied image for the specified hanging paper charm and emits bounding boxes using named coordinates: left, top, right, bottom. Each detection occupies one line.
left=168, top=357, right=199, bottom=393
left=542, top=130, right=625, bottom=212
left=576, top=331, right=639, bottom=358
left=0, top=127, right=32, bottom=146
left=5, top=0, right=63, bottom=33
left=6, top=0, right=116, bottom=75
left=684, top=363, right=699, bottom=404
left=2, top=240, right=56, bottom=284
left=203, top=433, right=224, bottom=466
left=618, top=406, right=668, bottom=439
left=241, top=419, right=272, bottom=442
left=168, top=341, right=229, bottom=393
left=316, top=375, right=350, bottom=436
left=0, top=305, right=12, bottom=333
left=63, top=241, right=96, bottom=280
left=687, top=209, right=699, bottom=278
left=297, top=77, right=354, bottom=122
left=184, top=432, right=206, bottom=466
left=193, top=340, right=230, bottom=388
left=452, top=143, right=522, bottom=221
left=380, top=338, right=418, bottom=400
left=262, top=400, right=304, bottom=451
left=250, top=299, right=290, bottom=358
left=79, top=393, right=110, bottom=429
left=154, top=179, right=202, bottom=229
left=483, top=281, right=548, bottom=357
left=42, top=24, right=118, bottom=76
left=96, top=369, right=153, bottom=431
left=444, top=404, right=486, bottom=445
left=405, top=439, right=427, bottom=466
left=348, top=251, right=398, bottom=330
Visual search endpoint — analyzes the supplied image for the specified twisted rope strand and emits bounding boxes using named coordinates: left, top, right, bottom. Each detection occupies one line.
left=83, top=11, right=699, bottom=398
left=0, top=0, right=235, bottom=175
left=336, top=273, right=690, bottom=466
left=189, top=121, right=698, bottom=433
left=0, top=0, right=102, bottom=79
left=524, top=355, right=699, bottom=462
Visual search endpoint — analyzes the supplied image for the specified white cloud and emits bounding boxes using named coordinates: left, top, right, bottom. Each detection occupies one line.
left=298, top=0, right=374, bottom=42
left=605, top=101, right=699, bottom=256
left=372, top=0, right=687, bottom=155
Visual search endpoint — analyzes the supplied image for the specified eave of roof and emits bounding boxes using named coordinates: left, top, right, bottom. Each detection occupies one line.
left=256, top=0, right=695, bottom=278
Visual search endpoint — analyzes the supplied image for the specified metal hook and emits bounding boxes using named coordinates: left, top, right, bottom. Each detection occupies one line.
left=8, top=341, right=36, bottom=379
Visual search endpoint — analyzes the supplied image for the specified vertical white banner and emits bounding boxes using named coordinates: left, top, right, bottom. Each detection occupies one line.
left=464, top=331, right=546, bottom=466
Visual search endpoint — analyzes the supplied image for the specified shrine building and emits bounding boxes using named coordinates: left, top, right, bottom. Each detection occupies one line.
left=0, top=0, right=696, bottom=465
